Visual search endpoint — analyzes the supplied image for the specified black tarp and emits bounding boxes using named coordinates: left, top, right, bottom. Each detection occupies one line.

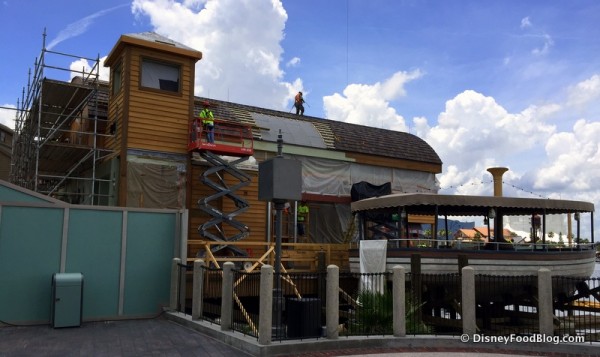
left=350, top=181, right=392, bottom=202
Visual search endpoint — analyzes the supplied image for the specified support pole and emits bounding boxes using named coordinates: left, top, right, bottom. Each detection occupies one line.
left=221, top=262, right=234, bottom=331
left=272, top=199, right=285, bottom=338
left=538, top=268, right=553, bottom=336
left=393, top=265, right=406, bottom=337
left=461, top=266, right=476, bottom=336
left=169, top=258, right=181, bottom=311
left=192, top=259, right=205, bottom=320
left=326, top=265, right=339, bottom=339
left=259, top=264, right=274, bottom=345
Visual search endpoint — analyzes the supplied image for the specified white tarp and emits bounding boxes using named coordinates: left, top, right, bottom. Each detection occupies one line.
left=359, top=240, right=388, bottom=295
left=298, top=156, right=437, bottom=196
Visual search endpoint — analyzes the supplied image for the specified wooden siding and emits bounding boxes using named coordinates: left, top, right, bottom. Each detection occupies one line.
left=105, top=51, right=126, bottom=154
left=346, top=152, right=442, bottom=173
left=126, top=47, right=194, bottom=154
left=221, top=170, right=267, bottom=242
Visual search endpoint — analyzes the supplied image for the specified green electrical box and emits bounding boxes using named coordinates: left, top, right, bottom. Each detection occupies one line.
left=51, top=273, right=83, bottom=328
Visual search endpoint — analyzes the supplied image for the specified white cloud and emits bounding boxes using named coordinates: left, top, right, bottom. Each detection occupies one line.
left=567, top=74, right=600, bottom=108
left=519, top=16, right=553, bottom=57
left=69, top=56, right=110, bottom=81
left=531, top=33, right=554, bottom=56
left=323, top=69, right=422, bottom=131
left=131, top=0, right=299, bottom=111
left=0, top=105, right=16, bottom=129
left=47, top=4, right=129, bottom=50
left=286, top=57, right=301, bottom=67
left=534, top=119, right=600, bottom=193
left=414, top=90, right=557, bottom=195
left=520, top=16, right=532, bottom=29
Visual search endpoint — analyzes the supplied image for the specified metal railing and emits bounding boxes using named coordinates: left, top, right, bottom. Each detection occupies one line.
left=180, top=259, right=600, bottom=343
left=553, top=276, right=600, bottom=343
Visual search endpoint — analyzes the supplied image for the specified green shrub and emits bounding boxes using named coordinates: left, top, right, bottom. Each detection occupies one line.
left=349, top=289, right=431, bottom=335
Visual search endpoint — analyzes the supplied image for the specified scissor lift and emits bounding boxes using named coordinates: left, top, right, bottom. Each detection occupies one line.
left=188, top=118, right=254, bottom=257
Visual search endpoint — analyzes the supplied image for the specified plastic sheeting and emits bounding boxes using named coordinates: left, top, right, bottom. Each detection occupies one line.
left=359, top=240, right=387, bottom=294
left=284, top=155, right=438, bottom=244
left=308, top=202, right=352, bottom=244
left=127, top=160, right=186, bottom=209
left=298, top=156, right=437, bottom=196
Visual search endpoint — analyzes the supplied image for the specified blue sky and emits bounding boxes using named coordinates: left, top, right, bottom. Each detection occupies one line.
left=1, top=0, right=599, bottom=238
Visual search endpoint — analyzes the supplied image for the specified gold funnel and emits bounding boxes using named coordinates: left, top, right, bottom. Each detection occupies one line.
left=487, top=167, right=508, bottom=197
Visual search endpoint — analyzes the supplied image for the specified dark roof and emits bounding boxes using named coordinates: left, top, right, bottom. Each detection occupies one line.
left=46, top=79, right=439, bottom=167
left=328, top=120, right=441, bottom=164
left=351, top=192, right=595, bottom=216
left=194, top=97, right=442, bottom=167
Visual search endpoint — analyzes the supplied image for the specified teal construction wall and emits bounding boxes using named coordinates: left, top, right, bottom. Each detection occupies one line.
left=0, top=183, right=184, bottom=325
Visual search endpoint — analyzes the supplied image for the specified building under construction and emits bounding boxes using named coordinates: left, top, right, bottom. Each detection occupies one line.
left=10, top=32, right=112, bottom=204
left=9, top=31, right=443, bottom=269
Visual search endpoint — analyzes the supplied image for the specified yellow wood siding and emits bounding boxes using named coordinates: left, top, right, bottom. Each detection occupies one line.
left=125, top=47, right=194, bottom=154
left=105, top=51, right=126, bottom=154
left=221, top=171, right=267, bottom=242
left=346, top=152, right=442, bottom=173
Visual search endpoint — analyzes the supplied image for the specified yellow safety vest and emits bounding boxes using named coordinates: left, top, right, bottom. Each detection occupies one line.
left=199, top=109, right=214, bottom=126
left=297, top=204, right=309, bottom=222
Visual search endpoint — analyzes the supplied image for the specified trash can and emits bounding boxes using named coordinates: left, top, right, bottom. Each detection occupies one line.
left=51, top=273, right=83, bottom=328
left=286, top=297, right=321, bottom=338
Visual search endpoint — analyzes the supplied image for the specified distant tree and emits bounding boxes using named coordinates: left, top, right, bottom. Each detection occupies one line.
left=423, top=229, right=432, bottom=239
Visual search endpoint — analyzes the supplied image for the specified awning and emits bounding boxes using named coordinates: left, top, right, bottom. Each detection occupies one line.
left=351, top=193, right=595, bottom=216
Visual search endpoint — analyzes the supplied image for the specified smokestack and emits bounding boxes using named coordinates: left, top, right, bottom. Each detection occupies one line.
left=487, top=167, right=508, bottom=197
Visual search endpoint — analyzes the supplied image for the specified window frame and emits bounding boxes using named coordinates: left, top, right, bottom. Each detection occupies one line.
left=111, top=61, right=122, bottom=96
left=139, top=57, right=182, bottom=94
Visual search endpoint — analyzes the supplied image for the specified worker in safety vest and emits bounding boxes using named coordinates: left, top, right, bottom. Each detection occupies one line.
left=297, top=201, right=309, bottom=237
left=199, top=101, right=215, bottom=143
left=294, top=91, right=305, bottom=116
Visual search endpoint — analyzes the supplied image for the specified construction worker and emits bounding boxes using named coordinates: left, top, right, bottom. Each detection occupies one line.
left=294, top=91, right=305, bottom=116
left=297, top=201, right=309, bottom=238
left=199, top=101, right=215, bottom=143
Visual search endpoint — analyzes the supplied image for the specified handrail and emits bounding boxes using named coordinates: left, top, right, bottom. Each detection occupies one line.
left=188, top=118, right=254, bottom=154
left=349, top=238, right=596, bottom=252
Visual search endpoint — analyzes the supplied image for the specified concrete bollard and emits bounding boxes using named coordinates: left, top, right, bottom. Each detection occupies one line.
left=461, top=266, right=476, bottom=336
left=169, top=258, right=181, bottom=311
left=393, top=265, right=406, bottom=337
left=258, top=265, right=274, bottom=345
left=326, top=265, right=339, bottom=339
left=221, top=262, right=234, bottom=331
left=192, top=260, right=205, bottom=320
left=538, top=268, right=554, bottom=335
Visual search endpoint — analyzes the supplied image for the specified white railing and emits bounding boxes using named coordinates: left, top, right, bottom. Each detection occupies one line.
left=350, top=238, right=596, bottom=252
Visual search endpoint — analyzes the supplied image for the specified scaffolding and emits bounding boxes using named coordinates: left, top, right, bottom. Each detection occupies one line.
left=10, top=30, right=114, bottom=205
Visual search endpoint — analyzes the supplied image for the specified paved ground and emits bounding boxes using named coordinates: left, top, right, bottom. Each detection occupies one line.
left=0, top=317, right=252, bottom=357
left=2, top=315, right=599, bottom=357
